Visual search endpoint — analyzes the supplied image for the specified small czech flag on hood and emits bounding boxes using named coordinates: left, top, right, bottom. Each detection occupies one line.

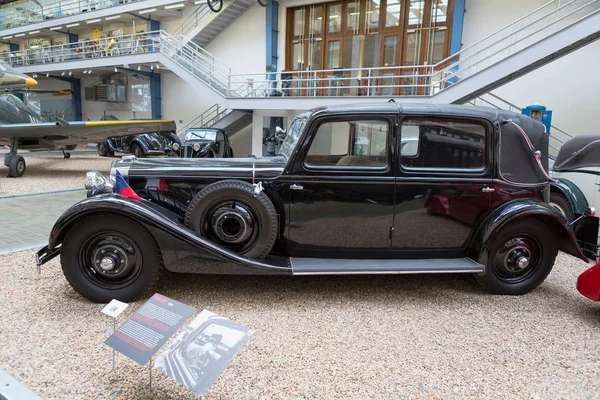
left=114, top=170, right=144, bottom=200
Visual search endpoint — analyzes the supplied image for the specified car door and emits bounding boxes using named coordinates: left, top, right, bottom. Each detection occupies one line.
left=393, top=116, right=493, bottom=256
left=287, top=114, right=396, bottom=258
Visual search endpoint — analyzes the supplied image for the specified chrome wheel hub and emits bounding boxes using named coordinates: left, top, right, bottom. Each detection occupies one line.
left=99, top=257, right=116, bottom=271
left=211, top=202, right=255, bottom=245
left=493, top=236, right=540, bottom=283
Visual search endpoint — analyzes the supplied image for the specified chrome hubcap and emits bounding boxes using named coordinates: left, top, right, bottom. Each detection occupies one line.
left=494, top=236, right=540, bottom=283
left=211, top=203, right=254, bottom=245
left=99, top=257, right=116, bottom=271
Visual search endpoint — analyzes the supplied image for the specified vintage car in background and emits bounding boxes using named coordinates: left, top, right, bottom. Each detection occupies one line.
left=178, top=128, right=234, bottom=158
left=97, top=130, right=180, bottom=158
left=550, top=135, right=600, bottom=241
left=36, top=103, right=599, bottom=303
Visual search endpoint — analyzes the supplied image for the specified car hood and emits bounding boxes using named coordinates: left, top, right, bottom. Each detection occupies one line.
left=114, top=156, right=287, bottom=180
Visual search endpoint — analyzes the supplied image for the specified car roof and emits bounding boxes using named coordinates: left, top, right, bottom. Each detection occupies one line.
left=315, top=102, right=501, bottom=120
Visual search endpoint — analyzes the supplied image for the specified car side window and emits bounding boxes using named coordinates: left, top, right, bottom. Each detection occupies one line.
left=400, top=118, right=486, bottom=170
left=305, top=119, right=389, bottom=168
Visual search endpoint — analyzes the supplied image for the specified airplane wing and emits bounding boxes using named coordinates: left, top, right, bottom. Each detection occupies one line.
left=0, top=120, right=177, bottom=143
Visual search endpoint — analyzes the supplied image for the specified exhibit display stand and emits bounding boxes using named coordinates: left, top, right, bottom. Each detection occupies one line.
left=102, top=293, right=254, bottom=396
left=100, top=299, right=128, bottom=372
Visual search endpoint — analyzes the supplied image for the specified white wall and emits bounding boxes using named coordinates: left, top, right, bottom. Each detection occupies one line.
left=204, top=4, right=266, bottom=76
left=462, top=0, right=600, bottom=135
left=160, top=70, right=208, bottom=130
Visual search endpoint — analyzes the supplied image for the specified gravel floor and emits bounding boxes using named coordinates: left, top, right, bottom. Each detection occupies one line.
left=0, top=150, right=113, bottom=196
left=1, top=250, right=599, bottom=399
left=1, top=150, right=599, bottom=399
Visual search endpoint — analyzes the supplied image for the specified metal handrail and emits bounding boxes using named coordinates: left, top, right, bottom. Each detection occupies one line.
left=0, top=0, right=146, bottom=31
left=173, top=4, right=213, bottom=37
left=176, top=103, right=230, bottom=134
left=435, top=0, right=600, bottom=88
left=468, top=92, right=574, bottom=156
left=4, top=0, right=599, bottom=100
left=1, top=31, right=161, bottom=65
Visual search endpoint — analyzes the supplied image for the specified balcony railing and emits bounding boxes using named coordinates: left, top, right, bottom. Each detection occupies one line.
left=2, top=31, right=161, bottom=65
left=0, top=0, right=144, bottom=30
left=4, top=0, right=599, bottom=100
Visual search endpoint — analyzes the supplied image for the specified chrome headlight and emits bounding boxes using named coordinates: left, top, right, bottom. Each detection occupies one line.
left=172, top=142, right=180, bottom=151
left=85, top=171, right=113, bottom=196
left=193, top=143, right=201, bottom=152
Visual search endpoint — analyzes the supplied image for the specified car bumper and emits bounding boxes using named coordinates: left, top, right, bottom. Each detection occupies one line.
left=36, top=245, right=60, bottom=271
left=577, top=262, right=600, bottom=301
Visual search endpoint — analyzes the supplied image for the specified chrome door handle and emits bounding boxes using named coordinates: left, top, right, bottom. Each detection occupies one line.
left=290, top=184, right=304, bottom=190
left=481, top=187, right=495, bottom=193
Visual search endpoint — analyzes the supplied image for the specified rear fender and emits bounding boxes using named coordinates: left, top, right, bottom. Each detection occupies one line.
left=550, top=179, right=588, bottom=215
left=467, top=199, right=588, bottom=263
left=46, top=194, right=290, bottom=273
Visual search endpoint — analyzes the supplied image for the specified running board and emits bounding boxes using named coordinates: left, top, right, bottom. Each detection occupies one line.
left=290, top=257, right=484, bottom=275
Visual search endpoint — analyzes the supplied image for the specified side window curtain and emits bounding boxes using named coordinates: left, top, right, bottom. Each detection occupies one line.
left=305, top=119, right=390, bottom=168
left=400, top=118, right=486, bottom=170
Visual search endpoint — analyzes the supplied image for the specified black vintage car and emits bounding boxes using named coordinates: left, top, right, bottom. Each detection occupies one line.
left=37, top=103, right=599, bottom=303
left=178, top=128, right=234, bottom=158
left=97, top=131, right=180, bottom=158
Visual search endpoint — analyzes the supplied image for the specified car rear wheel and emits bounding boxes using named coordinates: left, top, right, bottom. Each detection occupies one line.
left=475, top=220, right=558, bottom=295
left=184, top=180, right=278, bottom=259
left=61, top=214, right=161, bottom=303
left=549, top=192, right=574, bottom=222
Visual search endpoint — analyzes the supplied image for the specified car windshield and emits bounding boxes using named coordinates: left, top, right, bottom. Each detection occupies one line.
left=277, top=114, right=309, bottom=161
left=185, top=130, right=217, bottom=142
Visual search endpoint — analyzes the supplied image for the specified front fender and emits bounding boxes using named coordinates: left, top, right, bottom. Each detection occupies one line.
left=467, top=199, right=587, bottom=262
left=45, top=194, right=290, bottom=273
left=132, top=137, right=152, bottom=153
left=550, top=179, right=588, bottom=215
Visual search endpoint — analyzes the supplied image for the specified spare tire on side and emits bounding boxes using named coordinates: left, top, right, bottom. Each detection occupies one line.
left=184, top=180, right=278, bottom=259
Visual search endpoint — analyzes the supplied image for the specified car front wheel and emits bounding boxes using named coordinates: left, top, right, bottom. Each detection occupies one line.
left=61, top=214, right=161, bottom=303
left=549, top=192, right=574, bottom=222
left=476, top=219, right=558, bottom=295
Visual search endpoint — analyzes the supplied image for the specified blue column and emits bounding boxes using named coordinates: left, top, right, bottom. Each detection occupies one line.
left=71, top=78, right=82, bottom=121
left=265, top=1, right=279, bottom=94
left=49, top=75, right=82, bottom=121
left=148, top=19, right=159, bottom=32
left=450, top=0, right=466, bottom=55
left=151, top=72, right=161, bottom=119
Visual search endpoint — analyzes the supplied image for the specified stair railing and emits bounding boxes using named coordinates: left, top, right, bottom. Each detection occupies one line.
left=176, top=104, right=231, bottom=135
left=469, top=92, right=575, bottom=156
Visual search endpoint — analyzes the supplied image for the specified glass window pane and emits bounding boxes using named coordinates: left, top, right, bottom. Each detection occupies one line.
left=405, top=32, right=421, bottom=65
left=293, top=9, right=305, bottom=36
left=367, top=0, right=380, bottom=30
left=293, top=42, right=304, bottom=70
left=408, top=0, right=425, bottom=25
left=328, top=4, right=342, bottom=33
left=385, top=0, right=401, bottom=27
left=306, top=120, right=388, bottom=167
left=363, top=34, right=380, bottom=68
left=431, top=0, right=448, bottom=23
left=428, top=30, right=446, bottom=64
left=401, top=119, right=486, bottom=169
left=309, top=41, right=322, bottom=70
left=327, top=41, right=340, bottom=68
left=347, top=0, right=360, bottom=32
left=309, top=6, right=323, bottom=35
left=383, top=36, right=397, bottom=66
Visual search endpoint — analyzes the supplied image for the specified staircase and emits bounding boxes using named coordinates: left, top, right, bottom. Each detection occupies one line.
left=174, top=0, right=255, bottom=47
left=7, top=0, right=600, bottom=112
left=469, top=92, right=574, bottom=157
left=176, top=103, right=252, bottom=137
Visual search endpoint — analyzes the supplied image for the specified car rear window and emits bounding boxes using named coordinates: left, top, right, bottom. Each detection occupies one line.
left=400, top=118, right=486, bottom=170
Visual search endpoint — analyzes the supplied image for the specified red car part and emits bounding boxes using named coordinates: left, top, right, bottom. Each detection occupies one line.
left=577, top=262, right=600, bottom=301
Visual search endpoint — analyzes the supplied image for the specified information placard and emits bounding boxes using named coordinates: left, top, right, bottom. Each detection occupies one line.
left=153, top=310, right=254, bottom=395
left=101, top=299, right=128, bottom=318
left=105, top=294, right=196, bottom=365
